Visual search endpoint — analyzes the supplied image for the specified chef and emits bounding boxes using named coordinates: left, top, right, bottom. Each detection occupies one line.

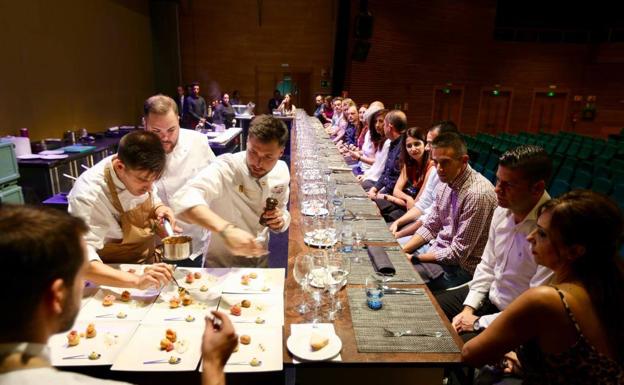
left=172, top=114, right=290, bottom=267
left=143, top=94, right=216, bottom=266
left=68, top=130, right=174, bottom=288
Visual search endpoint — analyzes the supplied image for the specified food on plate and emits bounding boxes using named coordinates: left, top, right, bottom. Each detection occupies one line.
left=193, top=271, right=201, bottom=279
left=168, top=356, right=181, bottom=365
left=88, top=351, right=101, bottom=360
left=240, top=275, right=250, bottom=285
left=185, top=273, right=194, bottom=284
left=177, top=287, right=189, bottom=296
left=120, top=290, right=131, bottom=302
left=185, top=315, right=195, bottom=322
left=85, top=323, right=97, bottom=338
left=116, top=311, right=127, bottom=319
left=230, top=304, right=241, bottom=316
left=169, top=297, right=180, bottom=309
left=181, top=296, right=193, bottom=306
left=67, top=330, right=80, bottom=346
left=165, top=329, right=177, bottom=343
left=241, top=299, right=251, bottom=308
left=160, top=338, right=174, bottom=352
left=102, top=294, right=115, bottom=307
left=200, top=285, right=209, bottom=292
left=239, top=335, right=251, bottom=345
left=309, top=332, right=329, bottom=351
left=261, top=286, right=270, bottom=292
left=249, top=357, right=261, bottom=367
left=255, top=317, right=265, bottom=324
left=249, top=272, right=258, bottom=279
left=127, top=268, right=136, bottom=274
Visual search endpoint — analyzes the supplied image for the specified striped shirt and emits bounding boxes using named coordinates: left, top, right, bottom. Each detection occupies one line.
left=415, top=164, right=497, bottom=274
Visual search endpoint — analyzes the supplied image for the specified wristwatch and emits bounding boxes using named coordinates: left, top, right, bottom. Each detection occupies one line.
left=473, top=317, right=482, bottom=331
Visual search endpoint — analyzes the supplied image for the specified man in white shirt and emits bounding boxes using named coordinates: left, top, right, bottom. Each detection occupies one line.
left=143, top=94, right=216, bottom=265
left=0, top=205, right=236, bottom=385
left=68, top=131, right=175, bottom=288
left=172, top=115, right=291, bottom=268
left=435, top=145, right=554, bottom=341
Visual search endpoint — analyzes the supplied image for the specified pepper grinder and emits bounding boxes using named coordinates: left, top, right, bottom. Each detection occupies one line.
left=259, top=197, right=279, bottom=226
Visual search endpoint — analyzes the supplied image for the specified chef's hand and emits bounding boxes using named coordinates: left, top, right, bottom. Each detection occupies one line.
left=155, top=205, right=182, bottom=233
left=221, top=225, right=266, bottom=257
left=136, top=263, right=173, bottom=289
left=201, top=311, right=237, bottom=385
left=262, top=208, right=285, bottom=231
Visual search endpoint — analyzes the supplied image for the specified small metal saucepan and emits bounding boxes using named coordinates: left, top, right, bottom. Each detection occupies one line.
left=162, top=235, right=192, bottom=261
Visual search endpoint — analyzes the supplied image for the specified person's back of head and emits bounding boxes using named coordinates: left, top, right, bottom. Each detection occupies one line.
left=435, top=120, right=458, bottom=135
left=498, top=145, right=552, bottom=186
left=249, top=115, right=289, bottom=148
left=385, top=110, right=408, bottom=134
left=0, top=205, right=88, bottom=339
left=117, top=131, right=166, bottom=178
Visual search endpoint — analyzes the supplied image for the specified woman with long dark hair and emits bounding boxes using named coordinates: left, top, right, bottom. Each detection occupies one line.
left=462, top=190, right=624, bottom=384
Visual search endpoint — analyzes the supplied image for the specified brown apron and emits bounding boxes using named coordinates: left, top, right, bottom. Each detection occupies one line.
left=97, top=165, right=158, bottom=264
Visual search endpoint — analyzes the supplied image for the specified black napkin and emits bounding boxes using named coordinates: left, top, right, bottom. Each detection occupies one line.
left=367, top=246, right=396, bottom=275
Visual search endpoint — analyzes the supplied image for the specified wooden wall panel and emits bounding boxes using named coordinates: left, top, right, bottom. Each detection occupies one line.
left=344, top=0, right=624, bottom=136
left=178, top=0, right=336, bottom=116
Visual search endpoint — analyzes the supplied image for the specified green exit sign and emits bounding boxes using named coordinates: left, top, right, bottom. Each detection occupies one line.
left=320, top=80, right=330, bottom=88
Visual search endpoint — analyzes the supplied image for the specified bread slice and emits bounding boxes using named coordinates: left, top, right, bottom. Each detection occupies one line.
left=309, top=332, right=329, bottom=351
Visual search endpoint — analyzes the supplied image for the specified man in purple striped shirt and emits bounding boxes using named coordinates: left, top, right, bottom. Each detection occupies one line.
left=403, top=132, right=497, bottom=291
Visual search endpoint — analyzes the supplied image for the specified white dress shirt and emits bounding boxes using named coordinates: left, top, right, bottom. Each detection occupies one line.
left=362, top=139, right=390, bottom=182
left=68, top=155, right=162, bottom=262
left=464, top=192, right=553, bottom=328
left=359, top=130, right=374, bottom=171
left=0, top=343, right=130, bottom=384
left=171, top=151, right=290, bottom=267
left=414, top=167, right=440, bottom=214
left=154, top=129, right=216, bottom=259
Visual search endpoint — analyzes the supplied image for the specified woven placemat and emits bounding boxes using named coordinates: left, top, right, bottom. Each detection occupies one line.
left=346, top=248, right=424, bottom=285
left=354, top=218, right=396, bottom=242
left=331, top=173, right=358, bottom=184
left=347, top=288, right=460, bottom=353
left=338, top=183, right=367, bottom=197
left=345, top=198, right=379, bottom=216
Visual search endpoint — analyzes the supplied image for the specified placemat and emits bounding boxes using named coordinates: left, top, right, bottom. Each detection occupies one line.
left=346, top=288, right=460, bottom=353
left=349, top=218, right=396, bottom=242
left=331, top=173, right=358, bottom=184
left=338, top=183, right=367, bottom=198
left=344, top=198, right=379, bottom=216
left=346, top=249, right=423, bottom=285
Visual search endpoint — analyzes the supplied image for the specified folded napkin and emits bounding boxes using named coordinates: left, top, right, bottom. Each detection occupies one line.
left=368, top=246, right=395, bottom=275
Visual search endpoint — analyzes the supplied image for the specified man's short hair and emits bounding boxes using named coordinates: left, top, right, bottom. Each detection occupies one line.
left=333, top=97, right=343, bottom=103
left=144, top=94, right=178, bottom=117
left=499, top=145, right=552, bottom=184
left=432, top=132, right=467, bottom=157
left=248, top=115, right=289, bottom=147
left=0, top=205, right=88, bottom=332
left=385, top=110, right=408, bottom=133
left=117, top=131, right=166, bottom=176
left=431, top=120, right=458, bottom=135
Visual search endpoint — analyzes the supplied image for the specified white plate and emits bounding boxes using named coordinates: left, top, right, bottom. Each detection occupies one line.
left=17, top=154, right=40, bottom=160
left=301, top=207, right=329, bottom=216
left=303, top=229, right=337, bottom=248
left=286, top=332, right=342, bottom=361
left=39, top=149, right=65, bottom=155
left=40, top=154, right=69, bottom=160
left=217, top=293, right=284, bottom=325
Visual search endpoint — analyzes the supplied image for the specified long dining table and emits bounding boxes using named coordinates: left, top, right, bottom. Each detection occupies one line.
left=282, top=112, right=465, bottom=385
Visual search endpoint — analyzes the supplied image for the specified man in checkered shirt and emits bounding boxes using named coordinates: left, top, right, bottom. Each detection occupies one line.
left=403, top=132, right=497, bottom=291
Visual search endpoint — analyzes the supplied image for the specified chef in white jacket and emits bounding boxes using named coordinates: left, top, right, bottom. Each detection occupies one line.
left=143, top=94, right=216, bottom=265
left=172, top=115, right=290, bottom=267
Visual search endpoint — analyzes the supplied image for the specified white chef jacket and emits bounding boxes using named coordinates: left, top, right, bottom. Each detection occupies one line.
left=68, top=155, right=162, bottom=262
left=464, top=192, right=554, bottom=328
left=362, top=139, right=390, bottom=182
left=171, top=151, right=290, bottom=267
left=154, top=129, right=216, bottom=259
left=0, top=343, right=131, bottom=385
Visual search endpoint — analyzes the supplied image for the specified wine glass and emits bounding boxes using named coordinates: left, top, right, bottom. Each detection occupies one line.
left=293, top=254, right=312, bottom=314
left=308, top=251, right=328, bottom=323
left=326, top=252, right=351, bottom=320
left=352, top=219, right=367, bottom=263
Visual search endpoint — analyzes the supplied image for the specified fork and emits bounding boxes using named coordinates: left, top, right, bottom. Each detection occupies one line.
left=383, top=328, right=442, bottom=337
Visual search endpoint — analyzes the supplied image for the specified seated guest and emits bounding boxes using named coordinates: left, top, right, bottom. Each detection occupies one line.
left=331, top=98, right=355, bottom=143
left=338, top=105, right=362, bottom=150
left=320, top=95, right=334, bottom=124
left=324, top=96, right=342, bottom=131
left=172, top=115, right=290, bottom=268
left=436, top=145, right=554, bottom=342
left=68, top=131, right=175, bottom=288
left=462, top=190, right=624, bottom=385
left=268, top=89, right=282, bottom=112
left=213, top=92, right=236, bottom=129
left=390, top=121, right=457, bottom=240
left=144, top=95, right=216, bottom=266
left=349, top=102, right=384, bottom=175
left=404, top=132, right=497, bottom=291
left=366, top=110, right=407, bottom=209
left=0, top=205, right=237, bottom=385
left=355, top=103, right=369, bottom=149
left=276, top=93, right=296, bottom=116
left=357, top=107, right=390, bottom=191
left=375, top=126, right=433, bottom=222
left=313, top=94, right=324, bottom=121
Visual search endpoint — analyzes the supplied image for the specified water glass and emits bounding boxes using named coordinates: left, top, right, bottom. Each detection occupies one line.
left=365, top=275, right=384, bottom=310
left=293, top=254, right=312, bottom=314
left=326, top=252, right=351, bottom=320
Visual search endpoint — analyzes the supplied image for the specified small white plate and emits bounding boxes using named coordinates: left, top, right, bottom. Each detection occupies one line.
left=301, top=207, right=329, bottom=216
left=286, top=332, right=342, bottom=361
left=39, top=150, right=65, bottom=155
left=17, top=154, right=41, bottom=160
left=40, top=154, right=69, bottom=160
left=303, top=229, right=337, bottom=248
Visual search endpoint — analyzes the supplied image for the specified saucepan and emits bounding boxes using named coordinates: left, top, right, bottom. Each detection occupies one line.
left=162, top=235, right=192, bottom=261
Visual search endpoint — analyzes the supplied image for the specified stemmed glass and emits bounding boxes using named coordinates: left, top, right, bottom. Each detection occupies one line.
left=293, top=254, right=312, bottom=315
left=326, top=252, right=351, bottom=320
left=308, top=251, right=328, bottom=323
left=352, top=219, right=367, bottom=263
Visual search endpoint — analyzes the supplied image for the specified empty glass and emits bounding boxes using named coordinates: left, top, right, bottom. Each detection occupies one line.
left=308, top=252, right=328, bottom=322
left=293, top=254, right=312, bottom=314
left=326, top=252, right=351, bottom=320
left=352, top=219, right=367, bottom=263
